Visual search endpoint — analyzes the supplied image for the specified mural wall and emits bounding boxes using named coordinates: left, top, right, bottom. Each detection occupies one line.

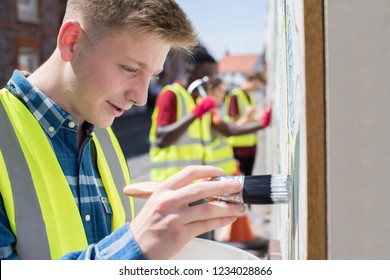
left=264, top=0, right=307, bottom=259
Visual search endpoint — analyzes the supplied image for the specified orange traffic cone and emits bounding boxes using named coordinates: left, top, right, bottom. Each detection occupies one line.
left=224, top=213, right=269, bottom=254
left=226, top=161, right=256, bottom=243
left=223, top=162, right=269, bottom=253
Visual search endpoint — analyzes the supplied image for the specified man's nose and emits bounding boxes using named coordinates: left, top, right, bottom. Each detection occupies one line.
left=127, top=77, right=150, bottom=106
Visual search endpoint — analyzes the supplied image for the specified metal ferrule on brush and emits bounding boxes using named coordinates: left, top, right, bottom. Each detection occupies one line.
left=211, top=176, right=245, bottom=204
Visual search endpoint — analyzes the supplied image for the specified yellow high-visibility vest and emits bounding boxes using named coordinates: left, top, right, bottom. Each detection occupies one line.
left=206, top=130, right=238, bottom=176
left=0, top=88, right=134, bottom=259
left=149, top=83, right=210, bottom=182
left=225, top=88, right=258, bottom=147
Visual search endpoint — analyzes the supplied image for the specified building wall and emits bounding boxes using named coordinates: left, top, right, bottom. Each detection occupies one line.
left=0, top=0, right=66, bottom=86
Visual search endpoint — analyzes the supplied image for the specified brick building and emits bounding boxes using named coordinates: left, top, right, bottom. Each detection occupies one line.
left=0, top=0, right=67, bottom=86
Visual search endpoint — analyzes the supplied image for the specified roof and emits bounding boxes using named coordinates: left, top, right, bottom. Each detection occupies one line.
left=218, top=54, right=260, bottom=74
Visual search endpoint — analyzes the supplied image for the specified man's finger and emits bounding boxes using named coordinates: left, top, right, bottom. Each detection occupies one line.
left=160, top=165, right=224, bottom=191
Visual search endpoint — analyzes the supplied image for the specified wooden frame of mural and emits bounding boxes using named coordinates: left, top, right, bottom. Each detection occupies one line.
left=304, top=0, right=327, bottom=260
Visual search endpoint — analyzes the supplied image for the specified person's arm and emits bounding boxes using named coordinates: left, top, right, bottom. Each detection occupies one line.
left=68, top=165, right=245, bottom=260
left=127, top=165, right=246, bottom=260
left=0, top=193, right=146, bottom=260
left=154, top=89, right=194, bottom=148
left=212, top=99, right=272, bottom=137
left=61, top=223, right=146, bottom=260
left=1, top=166, right=245, bottom=260
left=211, top=119, right=263, bottom=137
left=156, top=114, right=197, bottom=148
left=155, top=92, right=217, bottom=148
left=213, top=105, right=272, bottom=137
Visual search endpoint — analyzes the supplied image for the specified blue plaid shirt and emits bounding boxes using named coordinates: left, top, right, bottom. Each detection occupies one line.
left=0, top=70, right=146, bottom=260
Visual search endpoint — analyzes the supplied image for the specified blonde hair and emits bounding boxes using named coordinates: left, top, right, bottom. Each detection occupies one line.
left=63, top=0, right=198, bottom=52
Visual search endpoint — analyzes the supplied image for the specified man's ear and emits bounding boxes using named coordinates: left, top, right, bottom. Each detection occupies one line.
left=57, top=20, right=83, bottom=61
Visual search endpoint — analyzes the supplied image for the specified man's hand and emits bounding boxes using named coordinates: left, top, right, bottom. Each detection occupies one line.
left=235, top=106, right=259, bottom=126
left=127, top=165, right=246, bottom=259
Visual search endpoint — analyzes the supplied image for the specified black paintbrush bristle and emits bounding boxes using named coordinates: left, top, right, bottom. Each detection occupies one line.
left=242, top=174, right=291, bottom=204
left=211, top=174, right=291, bottom=205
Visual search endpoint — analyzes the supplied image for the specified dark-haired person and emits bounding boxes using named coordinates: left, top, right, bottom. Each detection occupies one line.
left=150, top=51, right=270, bottom=182
left=149, top=46, right=219, bottom=182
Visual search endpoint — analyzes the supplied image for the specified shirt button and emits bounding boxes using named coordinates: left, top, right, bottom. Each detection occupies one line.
left=68, top=121, right=76, bottom=128
left=48, top=126, right=54, bottom=133
left=85, top=214, right=91, bottom=222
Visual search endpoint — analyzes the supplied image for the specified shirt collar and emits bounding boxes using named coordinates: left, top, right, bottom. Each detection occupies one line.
left=6, top=70, right=94, bottom=137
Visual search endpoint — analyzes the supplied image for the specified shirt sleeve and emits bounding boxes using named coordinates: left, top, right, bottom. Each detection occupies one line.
left=229, top=95, right=240, bottom=118
left=61, top=223, right=147, bottom=260
left=156, top=90, right=177, bottom=126
left=0, top=196, right=19, bottom=260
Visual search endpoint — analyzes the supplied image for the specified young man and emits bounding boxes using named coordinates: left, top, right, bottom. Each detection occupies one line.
left=149, top=48, right=270, bottom=182
left=0, top=0, right=246, bottom=260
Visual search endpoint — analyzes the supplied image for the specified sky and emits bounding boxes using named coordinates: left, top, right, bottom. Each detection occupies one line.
left=176, top=0, right=268, bottom=61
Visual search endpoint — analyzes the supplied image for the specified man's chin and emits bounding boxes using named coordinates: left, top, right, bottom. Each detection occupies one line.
left=92, top=118, right=115, bottom=128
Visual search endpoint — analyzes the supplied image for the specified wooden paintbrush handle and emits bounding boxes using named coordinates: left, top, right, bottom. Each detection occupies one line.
left=123, top=181, right=158, bottom=199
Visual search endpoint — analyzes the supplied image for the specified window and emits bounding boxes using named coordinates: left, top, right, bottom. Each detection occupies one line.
left=17, top=0, right=40, bottom=23
left=17, top=47, right=39, bottom=72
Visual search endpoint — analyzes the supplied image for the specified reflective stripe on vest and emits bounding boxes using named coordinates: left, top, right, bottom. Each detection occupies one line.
left=149, top=83, right=210, bottom=182
left=0, top=99, right=52, bottom=259
left=225, top=88, right=258, bottom=147
left=92, top=127, right=134, bottom=226
left=0, top=89, right=133, bottom=259
left=204, top=131, right=238, bottom=176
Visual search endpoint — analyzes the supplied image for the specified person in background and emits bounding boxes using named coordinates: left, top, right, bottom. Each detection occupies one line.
left=204, top=78, right=241, bottom=176
left=149, top=48, right=271, bottom=183
left=206, top=78, right=270, bottom=252
left=149, top=45, right=217, bottom=182
left=0, top=0, right=247, bottom=260
left=225, top=71, right=271, bottom=176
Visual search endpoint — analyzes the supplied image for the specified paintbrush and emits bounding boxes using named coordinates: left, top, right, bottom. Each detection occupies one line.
left=123, top=174, right=291, bottom=205
left=210, top=174, right=291, bottom=204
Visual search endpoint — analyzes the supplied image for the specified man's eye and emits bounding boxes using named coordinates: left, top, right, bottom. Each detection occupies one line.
left=122, top=66, right=137, bottom=73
